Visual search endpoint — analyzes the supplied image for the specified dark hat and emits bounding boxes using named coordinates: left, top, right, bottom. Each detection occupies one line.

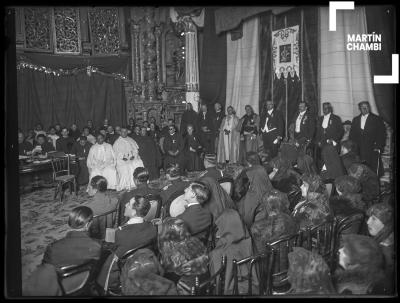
left=342, top=120, right=352, bottom=126
left=334, top=175, right=361, bottom=194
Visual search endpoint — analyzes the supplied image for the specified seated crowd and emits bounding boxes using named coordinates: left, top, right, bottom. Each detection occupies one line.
left=22, top=99, right=394, bottom=296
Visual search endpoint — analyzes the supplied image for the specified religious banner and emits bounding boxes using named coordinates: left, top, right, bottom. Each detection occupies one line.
left=272, top=25, right=300, bottom=79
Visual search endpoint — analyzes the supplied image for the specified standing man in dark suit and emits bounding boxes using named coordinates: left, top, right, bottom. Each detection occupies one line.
left=349, top=101, right=386, bottom=176
left=291, top=101, right=316, bottom=152
left=197, top=103, right=215, bottom=154
left=315, top=102, right=343, bottom=169
left=213, top=102, right=225, bottom=154
left=260, top=100, right=285, bottom=160
left=177, top=182, right=212, bottom=242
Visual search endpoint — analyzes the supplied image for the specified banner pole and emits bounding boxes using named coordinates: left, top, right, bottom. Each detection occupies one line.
left=285, top=78, right=288, bottom=139
left=271, top=14, right=274, bottom=106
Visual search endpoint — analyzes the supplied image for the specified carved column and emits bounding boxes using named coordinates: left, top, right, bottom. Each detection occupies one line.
left=143, top=7, right=157, bottom=102
left=154, top=24, right=164, bottom=100
left=183, top=18, right=200, bottom=112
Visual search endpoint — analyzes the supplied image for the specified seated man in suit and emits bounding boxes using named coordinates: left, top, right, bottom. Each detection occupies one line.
left=160, top=165, right=190, bottom=206
left=56, top=127, right=75, bottom=154
left=202, top=154, right=223, bottom=180
left=177, top=182, right=212, bottom=243
left=42, top=206, right=102, bottom=267
left=117, top=167, right=160, bottom=225
left=18, top=131, right=33, bottom=156
left=97, top=195, right=157, bottom=291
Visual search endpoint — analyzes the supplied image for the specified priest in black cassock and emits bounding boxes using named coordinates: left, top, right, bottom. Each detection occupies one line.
left=180, top=102, right=198, bottom=136
left=162, top=125, right=184, bottom=174
left=136, top=126, right=161, bottom=180
left=349, top=101, right=386, bottom=176
left=56, top=128, right=75, bottom=154
left=106, top=126, right=119, bottom=145
left=213, top=102, right=225, bottom=154
left=69, top=123, right=81, bottom=141
left=197, top=103, right=215, bottom=154
left=71, top=136, right=92, bottom=185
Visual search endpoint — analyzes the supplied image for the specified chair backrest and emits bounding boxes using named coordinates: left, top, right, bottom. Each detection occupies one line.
left=56, top=259, right=98, bottom=296
left=50, top=155, right=71, bottom=180
left=218, top=177, right=234, bottom=197
left=191, top=256, right=227, bottom=295
left=89, top=208, right=118, bottom=240
left=143, top=194, right=163, bottom=222
left=266, top=231, right=303, bottom=289
left=232, top=251, right=275, bottom=296
left=305, top=218, right=336, bottom=269
left=161, top=189, right=185, bottom=219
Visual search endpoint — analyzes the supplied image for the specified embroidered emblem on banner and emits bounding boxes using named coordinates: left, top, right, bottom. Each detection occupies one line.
left=272, top=25, right=300, bottom=79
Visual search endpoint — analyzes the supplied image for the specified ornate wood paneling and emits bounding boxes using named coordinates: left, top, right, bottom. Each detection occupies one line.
left=88, top=7, right=120, bottom=55
left=53, top=7, right=81, bottom=54
left=23, top=7, right=53, bottom=52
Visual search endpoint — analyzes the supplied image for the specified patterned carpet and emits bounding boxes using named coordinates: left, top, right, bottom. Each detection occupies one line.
left=20, top=164, right=244, bottom=295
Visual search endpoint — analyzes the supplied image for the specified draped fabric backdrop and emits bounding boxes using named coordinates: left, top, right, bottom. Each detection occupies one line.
left=319, top=7, right=378, bottom=121
left=199, top=7, right=227, bottom=107
left=259, top=7, right=319, bottom=135
left=17, top=54, right=128, bottom=133
left=365, top=5, right=395, bottom=127
left=225, top=17, right=260, bottom=119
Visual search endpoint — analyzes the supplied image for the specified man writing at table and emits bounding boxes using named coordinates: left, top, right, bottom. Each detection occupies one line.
left=32, top=134, right=55, bottom=156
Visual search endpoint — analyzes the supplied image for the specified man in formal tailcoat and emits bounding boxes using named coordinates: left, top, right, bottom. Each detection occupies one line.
left=260, top=100, right=285, bottom=160
left=197, top=103, right=215, bottom=154
left=349, top=101, right=386, bottom=176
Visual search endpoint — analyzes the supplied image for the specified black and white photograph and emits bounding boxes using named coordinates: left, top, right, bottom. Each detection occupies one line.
left=4, top=3, right=397, bottom=298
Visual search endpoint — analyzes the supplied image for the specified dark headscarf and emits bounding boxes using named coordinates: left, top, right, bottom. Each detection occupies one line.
left=158, top=218, right=208, bottom=277
left=287, top=247, right=335, bottom=294
left=296, top=153, right=317, bottom=175
left=209, top=209, right=257, bottom=294
left=120, top=248, right=178, bottom=296
left=199, top=176, right=237, bottom=221
left=348, top=163, right=380, bottom=202
left=238, top=165, right=273, bottom=228
left=321, top=144, right=345, bottom=180
left=279, top=142, right=299, bottom=165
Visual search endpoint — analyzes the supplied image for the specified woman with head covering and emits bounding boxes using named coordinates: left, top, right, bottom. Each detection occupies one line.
left=120, top=248, right=178, bottom=296
left=348, top=163, right=380, bottom=206
left=209, top=209, right=258, bottom=294
left=199, top=176, right=237, bottom=222
left=366, top=203, right=394, bottom=270
left=287, top=247, right=335, bottom=294
left=158, top=217, right=209, bottom=295
left=334, top=234, right=391, bottom=294
left=236, top=165, right=273, bottom=229
left=292, top=174, right=332, bottom=230
left=296, top=152, right=317, bottom=175
left=251, top=190, right=298, bottom=254
left=340, top=140, right=361, bottom=172
left=320, top=144, right=346, bottom=181
left=268, top=156, right=302, bottom=212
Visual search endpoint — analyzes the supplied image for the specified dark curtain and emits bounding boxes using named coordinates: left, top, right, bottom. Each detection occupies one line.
left=259, top=7, right=319, bottom=136
left=199, top=7, right=227, bottom=107
left=365, top=6, right=395, bottom=127
left=17, top=68, right=126, bottom=133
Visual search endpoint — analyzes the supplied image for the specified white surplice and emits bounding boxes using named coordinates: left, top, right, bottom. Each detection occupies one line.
left=113, top=136, right=144, bottom=191
left=86, top=142, right=117, bottom=190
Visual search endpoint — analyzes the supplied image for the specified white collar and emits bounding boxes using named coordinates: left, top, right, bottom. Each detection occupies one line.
left=126, top=217, right=144, bottom=225
left=323, top=112, right=331, bottom=117
left=187, top=202, right=200, bottom=208
left=299, top=111, right=306, bottom=116
left=268, top=109, right=273, bottom=114
left=361, top=113, right=369, bottom=118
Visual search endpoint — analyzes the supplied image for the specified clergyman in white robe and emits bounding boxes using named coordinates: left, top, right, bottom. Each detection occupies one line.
left=87, top=139, right=117, bottom=191
left=113, top=130, right=144, bottom=191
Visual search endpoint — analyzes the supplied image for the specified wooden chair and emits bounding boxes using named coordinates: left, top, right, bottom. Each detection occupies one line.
left=304, top=218, right=337, bottom=270
left=190, top=255, right=227, bottom=295
left=56, top=259, right=100, bottom=296
left=266, top=231, right=303, bottom=294
left=218, top=176, right=234, bottom=197
left=143, top=194, right=163, bottom=222
left=105, top=241, right=157, bottom=296
left=89, top=208, right=118, bottom=240
left=50, top=154, right=77, bottom=202
left=232, top=251, right=275, bottom=295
